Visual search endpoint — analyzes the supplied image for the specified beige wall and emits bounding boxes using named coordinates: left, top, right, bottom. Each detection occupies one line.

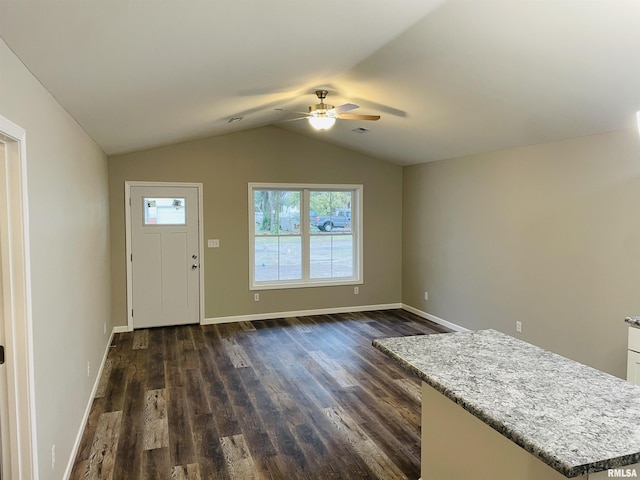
left=403, top=129, right=640, bottom=377
left=0, top=38, right=111, bottom=478
left=109, top=126, right=403, bottom=323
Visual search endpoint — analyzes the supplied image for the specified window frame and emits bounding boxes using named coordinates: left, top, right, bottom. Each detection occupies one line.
left=248, top=182, right=363, bottom=290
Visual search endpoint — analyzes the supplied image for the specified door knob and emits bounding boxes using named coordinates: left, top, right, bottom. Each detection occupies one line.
left=192, top=264, right=199, bottom=270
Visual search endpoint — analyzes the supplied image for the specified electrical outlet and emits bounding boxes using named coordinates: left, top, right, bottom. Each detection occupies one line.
left=354, top=286, right=359, bottom=295
left=254, top=293, right=260, bottom=302
left=103, top=322, right=106, bottom=335
left=424, top=291, right=429, bottom=301
left=516, top=321, right=522, bottom=333
left=87, top=361, right=90, bottom=377
left=52, top=444, right=55, bottom=470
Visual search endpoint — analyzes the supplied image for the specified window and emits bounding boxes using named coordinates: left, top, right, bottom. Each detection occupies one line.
left=249, top=183, right=362, bottom=289
left=143, top=197, right=186, bottom=225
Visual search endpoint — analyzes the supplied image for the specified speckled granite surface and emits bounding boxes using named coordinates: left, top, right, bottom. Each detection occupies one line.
left=626, top=317, right=640, bottom=328
left=373, top=329, right=640, bottom=478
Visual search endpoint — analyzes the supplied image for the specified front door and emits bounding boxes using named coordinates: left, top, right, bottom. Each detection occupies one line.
left=130, top=185, right=200, bottom=328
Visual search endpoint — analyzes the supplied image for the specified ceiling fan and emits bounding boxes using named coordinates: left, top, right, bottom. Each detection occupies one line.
left=276, top=90, right=381, bottom=130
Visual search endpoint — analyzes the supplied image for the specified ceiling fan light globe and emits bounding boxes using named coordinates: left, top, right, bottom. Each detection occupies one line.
left=308, top=116, right=336, bottom=130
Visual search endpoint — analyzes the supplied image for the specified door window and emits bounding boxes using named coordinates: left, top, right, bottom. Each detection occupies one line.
left=143, top=197, right=186, bottom=225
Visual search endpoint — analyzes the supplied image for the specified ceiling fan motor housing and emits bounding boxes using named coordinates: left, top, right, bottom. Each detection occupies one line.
left=309, top=90, right=336, bottom=117
left=309, top=103, right=335, bottom=116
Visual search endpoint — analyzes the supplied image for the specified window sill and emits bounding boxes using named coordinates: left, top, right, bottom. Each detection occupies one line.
left=250, top=279, right=363, bottom=291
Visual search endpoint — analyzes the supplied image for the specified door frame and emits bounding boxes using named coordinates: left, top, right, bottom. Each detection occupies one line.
left=0, top=115, right=38, bottom=479
left=124, top=181, right=205, bottom=331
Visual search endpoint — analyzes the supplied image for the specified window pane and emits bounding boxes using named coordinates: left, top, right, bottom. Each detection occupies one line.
left=144, top=197, right=186, bottom=225
left=254, top=190, right=300, bottom=235
left=331, top=235, right=354, bottom=277
left=309, top=191, right=352, bottom=233
left=278, top=237, right=302, bottom=280
left=310, top=234, right=353, bottom=279
left=310, top=236, right=331, bottom=278
left=254, top=236, right=302, bottom=282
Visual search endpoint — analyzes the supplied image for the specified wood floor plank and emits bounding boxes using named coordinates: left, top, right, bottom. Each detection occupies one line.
left=166, top=385, right=196, bottom=467
left=163, top=327, right=179, bottom=363
left=184, top=368, right=211, bottom=416
left=220, top=434, right=259, bottom=480
left=141, top=447, right=170, bottom=480
left=171, top=463, right=201, bottom=480
left=95, top=358, right=114, bottom=398
left=133, top=329, right=149, bottom=349
left=86, top=410, right=123, bottom=480
left=146, top=329, right=166, bottom=390
left=101, top=365, right=127, bottom=413
left=222, top=337, right=253, bottom=368
left=143, top=389, right=169, bottom=450
left=71, top=309, right=450, bottom=480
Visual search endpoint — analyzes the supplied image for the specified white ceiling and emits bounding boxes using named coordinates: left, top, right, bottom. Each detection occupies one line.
left=2, top=0, right=640, bottom=165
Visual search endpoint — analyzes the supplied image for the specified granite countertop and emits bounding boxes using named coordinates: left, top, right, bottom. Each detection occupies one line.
left=626, top=317, right=640, bottom=328
left=373, top=329, right=640, bottom=478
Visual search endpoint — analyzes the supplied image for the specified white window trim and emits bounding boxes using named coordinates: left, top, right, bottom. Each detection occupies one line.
left=249, top=182, right=363, bottom=290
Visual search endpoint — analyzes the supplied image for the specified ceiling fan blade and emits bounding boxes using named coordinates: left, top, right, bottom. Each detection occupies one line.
left=275, top=108, right=311, bottom=116
left=338, top=113, right=381, bottom=121
left=279, top=116, right=308, bottom=123
left=351, top=97, right=407, bottom=118
left=333, top=103, right=359, bottom=114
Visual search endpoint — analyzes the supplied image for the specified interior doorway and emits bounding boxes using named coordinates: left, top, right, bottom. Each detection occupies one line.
left=0, top=115, right=37, bottom=478
left=0, top=142, right=6, bottom=479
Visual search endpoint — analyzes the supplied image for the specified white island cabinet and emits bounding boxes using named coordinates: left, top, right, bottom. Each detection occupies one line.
left=626, top=317, right=640, bottom=385
left=374, top=329, right=640, bottom=480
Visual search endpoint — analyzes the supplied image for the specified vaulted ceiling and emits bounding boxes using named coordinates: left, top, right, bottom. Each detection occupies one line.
left=2, top=0, right=639, bottom=165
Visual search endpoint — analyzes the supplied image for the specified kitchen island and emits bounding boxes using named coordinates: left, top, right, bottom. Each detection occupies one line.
left=373, top=329, right=640, bottom=479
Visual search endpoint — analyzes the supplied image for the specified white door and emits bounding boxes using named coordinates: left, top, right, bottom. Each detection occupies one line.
left=130, top=185, right=201, bottom=328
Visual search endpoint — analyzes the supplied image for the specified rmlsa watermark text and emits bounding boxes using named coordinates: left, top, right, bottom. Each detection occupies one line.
left=608, top=468, right=638, bottom=478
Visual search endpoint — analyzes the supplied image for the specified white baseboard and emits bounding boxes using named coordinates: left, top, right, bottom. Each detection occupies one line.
left=401, top=304, right=470, bottom=332
left=203, top=303, right=403, bottom=325
left=63, top=326, right=118, bottom=480
left=113, top=325, right=128, bottom=334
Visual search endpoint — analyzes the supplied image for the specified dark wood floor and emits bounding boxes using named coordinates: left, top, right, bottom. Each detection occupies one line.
left=70, top=309, right=450, bottom=480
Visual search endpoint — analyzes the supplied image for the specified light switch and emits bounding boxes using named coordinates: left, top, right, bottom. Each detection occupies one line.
left=208, top=239, right=220, bottom=248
